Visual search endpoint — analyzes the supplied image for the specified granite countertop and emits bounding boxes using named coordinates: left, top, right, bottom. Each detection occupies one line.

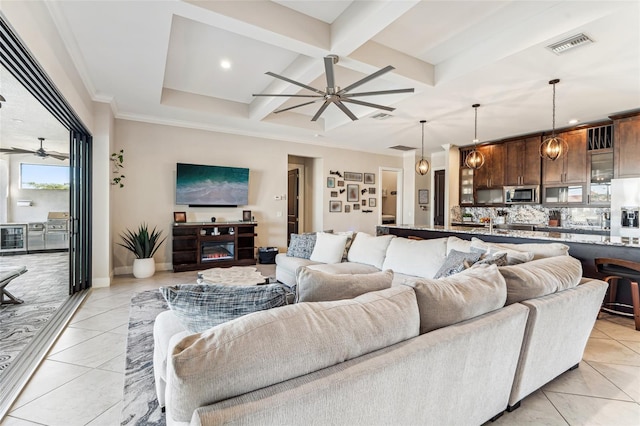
left=383, top=224, right=640, bottom=248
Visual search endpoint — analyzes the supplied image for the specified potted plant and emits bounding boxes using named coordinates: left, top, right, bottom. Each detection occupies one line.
left=462, top=213, right=473, bottom=222
left=118, top=223, right=166, bottom=278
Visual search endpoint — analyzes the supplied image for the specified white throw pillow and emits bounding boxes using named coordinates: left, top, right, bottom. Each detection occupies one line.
left=382, top=237, right=448, bottom=278
left=309, top=232, right=349, bottom=264
left=347, top=232, right=395, bottom=268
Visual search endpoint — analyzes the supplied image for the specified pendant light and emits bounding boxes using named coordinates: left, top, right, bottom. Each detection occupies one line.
left=415, top=120, right=430, bottom=176
left=540, top=79, right=568, bottom=161
left=465, top=104, right=485, bottom=169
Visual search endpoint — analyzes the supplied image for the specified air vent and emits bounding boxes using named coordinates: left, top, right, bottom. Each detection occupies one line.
left=371, top=112, right=393, bottom=120
left=546, top=33, right=593, bottom=55
left=388, top=145, right=416, bottom=151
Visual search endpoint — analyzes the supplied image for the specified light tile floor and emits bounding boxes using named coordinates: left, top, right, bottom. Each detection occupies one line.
left=2, top=269, right=640, bottom=426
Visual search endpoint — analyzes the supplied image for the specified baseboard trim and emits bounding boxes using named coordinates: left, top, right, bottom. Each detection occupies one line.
left=0, top=290, right=88, bottom=419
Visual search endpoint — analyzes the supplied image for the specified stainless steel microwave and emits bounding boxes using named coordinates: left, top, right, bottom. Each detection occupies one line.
left=504, top=185, right=539, bottom=204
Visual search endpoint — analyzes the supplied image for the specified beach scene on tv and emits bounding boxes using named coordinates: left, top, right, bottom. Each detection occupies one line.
left=176, top=163, right=249, bottom=206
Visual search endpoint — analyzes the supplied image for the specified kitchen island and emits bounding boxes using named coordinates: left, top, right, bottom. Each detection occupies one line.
left=377, top=224, right=640, bottom=279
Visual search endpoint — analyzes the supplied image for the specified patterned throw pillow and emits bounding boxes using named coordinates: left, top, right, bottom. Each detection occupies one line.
left=433, top=249, right=482, bottom=279
left=160, top=284, right=291, bottom=333
left=286, top=233, right=317, bottom=259
left=473, top=252, right=509, bottom=267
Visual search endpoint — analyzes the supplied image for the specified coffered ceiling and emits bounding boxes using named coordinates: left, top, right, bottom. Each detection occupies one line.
left=15, top=1, right=640, bottom=155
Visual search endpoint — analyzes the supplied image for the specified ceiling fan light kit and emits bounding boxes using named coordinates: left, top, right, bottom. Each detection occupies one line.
left=253, top=55, right=414, bottom=121
left=415, top=120, right=430, bottom=176
left=465, top=104, right=485, bottom=170
left=540, top=79, right=568, bottom=161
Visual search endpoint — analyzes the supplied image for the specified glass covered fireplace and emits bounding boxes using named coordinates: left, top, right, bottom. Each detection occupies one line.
left=201, top=241, right=235, bottom=263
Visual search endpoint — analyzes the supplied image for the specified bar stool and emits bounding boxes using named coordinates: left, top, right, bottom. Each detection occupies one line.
left=594, top=258, right=640, bottom=331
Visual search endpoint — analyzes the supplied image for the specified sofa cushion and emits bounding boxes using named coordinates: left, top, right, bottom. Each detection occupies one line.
left=499, top=255, right=582, bottom=305
left=470, top=238, right=535, bottom=265
left=405, top=264, right=507, bottom=334
left=307, top=262, right=380, bottom=275
left=383, top=237, right=448, bottom=279
left=492, top=241, right=569, bottom=260
left=433, top=249, right=482, bottom=278
left=295, top=267, right=393, bottom=302
left=347, top=232, right=395, bottom=269
left=286, top=233, right=317, bottom=259
left=160, top=284, right=291, bottom=333
left=310, top=232, right=349, bottom=264
left=167, top=286, right=420, bottom=422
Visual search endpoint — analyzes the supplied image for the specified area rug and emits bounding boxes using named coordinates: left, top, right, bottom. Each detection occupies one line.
left=121, top=289, right=167, bottom=426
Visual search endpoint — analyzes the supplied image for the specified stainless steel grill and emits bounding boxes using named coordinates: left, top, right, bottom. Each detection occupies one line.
left=46, top=212, right=70, bottom=250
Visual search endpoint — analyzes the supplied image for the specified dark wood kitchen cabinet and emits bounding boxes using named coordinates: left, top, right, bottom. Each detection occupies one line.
left=614, top=113, right=640, bottom=178
left=505, top=136, right=542, bottom=186
left=542, top=129, right=587, bottom=185
left=473, top=144, right=505, bottom=189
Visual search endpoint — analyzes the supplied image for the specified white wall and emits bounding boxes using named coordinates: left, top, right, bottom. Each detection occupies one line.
left=112, top=119, right=403, bottom=272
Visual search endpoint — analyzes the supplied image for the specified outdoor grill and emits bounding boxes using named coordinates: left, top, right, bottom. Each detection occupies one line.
left=46, top=212, right=70, bottom=250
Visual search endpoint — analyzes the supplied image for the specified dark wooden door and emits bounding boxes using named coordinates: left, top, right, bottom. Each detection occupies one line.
left=434, top=170, right=446, bottom=226
left=287, top=169, right=299, bottom=245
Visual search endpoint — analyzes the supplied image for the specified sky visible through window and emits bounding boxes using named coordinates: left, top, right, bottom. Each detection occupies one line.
left=20, top=163, right=70, bottom=190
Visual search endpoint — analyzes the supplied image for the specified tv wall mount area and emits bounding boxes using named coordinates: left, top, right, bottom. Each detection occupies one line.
left=175, top=163, right=249, bottom=207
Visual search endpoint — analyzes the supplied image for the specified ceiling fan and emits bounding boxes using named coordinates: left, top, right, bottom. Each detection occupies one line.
left=253, top=55, right=414, bottom=121
left=0, top=137, right=69, bottom=161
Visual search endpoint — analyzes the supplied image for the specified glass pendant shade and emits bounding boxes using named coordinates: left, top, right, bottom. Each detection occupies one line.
left=465, top=149, right=485, bottom=169
left=540, top=79, right=567, bottom=161
left=465, top=104, right=484, bottom=169
left=416, top=158, right=430, bottom=175
left=415, top=120, right=430, bottom=176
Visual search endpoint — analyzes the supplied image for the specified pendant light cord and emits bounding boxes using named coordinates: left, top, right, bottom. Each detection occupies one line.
left=551, top=81, right=556, bottom=137
left=421, top=121, right=425, bottom=158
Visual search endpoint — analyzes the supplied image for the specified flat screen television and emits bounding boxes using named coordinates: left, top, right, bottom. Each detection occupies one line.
left=176, top=163, right=249, bottom=207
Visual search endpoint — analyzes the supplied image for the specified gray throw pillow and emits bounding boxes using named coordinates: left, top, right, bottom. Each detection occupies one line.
left=160, top=284, right=291, bottom=333
left=434, top=249, right=482, bottom=278
left=473, top=252, right=509, bottom=267
left=286, top=233, right=317, bottom=259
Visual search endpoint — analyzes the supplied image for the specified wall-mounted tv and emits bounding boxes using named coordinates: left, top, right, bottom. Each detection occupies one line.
left=176, top=163, right=249, bottom=207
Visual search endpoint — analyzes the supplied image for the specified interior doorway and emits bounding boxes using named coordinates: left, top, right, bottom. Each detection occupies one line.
left=287, top=168, right=299, bottom=245
left=380, top=168, right=403, bottom=225
left=434, top=169, right=446, bottom=226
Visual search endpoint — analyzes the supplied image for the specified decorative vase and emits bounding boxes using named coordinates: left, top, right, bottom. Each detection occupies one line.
left=133, top=258, right=155, bottom=278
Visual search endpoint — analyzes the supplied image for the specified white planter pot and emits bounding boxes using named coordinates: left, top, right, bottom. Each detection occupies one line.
left=133, top=258, right=155, bottom=279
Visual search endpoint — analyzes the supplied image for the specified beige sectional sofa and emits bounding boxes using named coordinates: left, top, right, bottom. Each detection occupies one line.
left=153, top=232, right=607, bottom=425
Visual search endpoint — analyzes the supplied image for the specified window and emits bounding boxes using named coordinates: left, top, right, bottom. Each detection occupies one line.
left=20, top=163, right=70, bottom=190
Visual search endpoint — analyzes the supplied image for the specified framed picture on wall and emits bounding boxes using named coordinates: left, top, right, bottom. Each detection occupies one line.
left=345, top=205, right=351, bottom=213
left=330, top=191, right=338, bottom=197
left=362, top=199, right=367, bottom=206
left=369, top=198, right=377, bottom=207
left=329, top=200, right=342, bottom=212
left=353, top=203, right=360, bottom=210
left=364, top=173, right=375, bottom=184
left=369, top=187, right=376, bottom=195
left=344, top=172, right=362, bottom=181
left=327, top=177, right=336, bottom=188
left=419, top=189, right=430, bottom=205
left=337, top=180, right=345, bottom=187
left=347, top=184, right=359, bottom=202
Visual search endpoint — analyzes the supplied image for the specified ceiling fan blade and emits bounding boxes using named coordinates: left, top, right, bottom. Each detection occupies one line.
left=339, top=65, right=395, bottom=94
left=343, top=88, right=415, bottom=97
left=311, top=101, right=331, bottom=122
left=324, top=56, right=335, bottom=89
left=265, top=72, right=324, bottom=95
left=0, top=147, right=35, bottom=154
left=341, top=98, right=395, bottom=112
left=274, top=99, right=322, bottom=114
left=46, top=151, right=69, bottom=159
left=253, top=94, right=323, bottom=98
left=335, top=101, right=358, bottom=121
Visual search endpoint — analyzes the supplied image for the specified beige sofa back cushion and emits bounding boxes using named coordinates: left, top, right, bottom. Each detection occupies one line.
left=492, top=241, right=569, bottom=260
left=499, top=255, right=582, bottom=305
left=167, top=286, right=419, bottom=422
left=296, top=267, right=393, bottom=302
left=382, top=237, right=448, bottom=278
left=405, top=264, right=507, bottom=334
left=346, top=232, right=395, bottom=269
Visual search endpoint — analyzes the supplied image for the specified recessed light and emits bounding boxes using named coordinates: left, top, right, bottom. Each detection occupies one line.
left=568, top=119, right=579, bottom=125
left=220, top=60, right=231, bottom=70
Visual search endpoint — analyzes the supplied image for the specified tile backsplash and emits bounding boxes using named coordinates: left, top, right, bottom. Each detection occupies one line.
left=451, top=205, right=611, bottom=228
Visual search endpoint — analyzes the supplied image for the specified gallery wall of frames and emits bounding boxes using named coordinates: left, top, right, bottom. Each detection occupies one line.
left=326, top=170, right=377, bottom=214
